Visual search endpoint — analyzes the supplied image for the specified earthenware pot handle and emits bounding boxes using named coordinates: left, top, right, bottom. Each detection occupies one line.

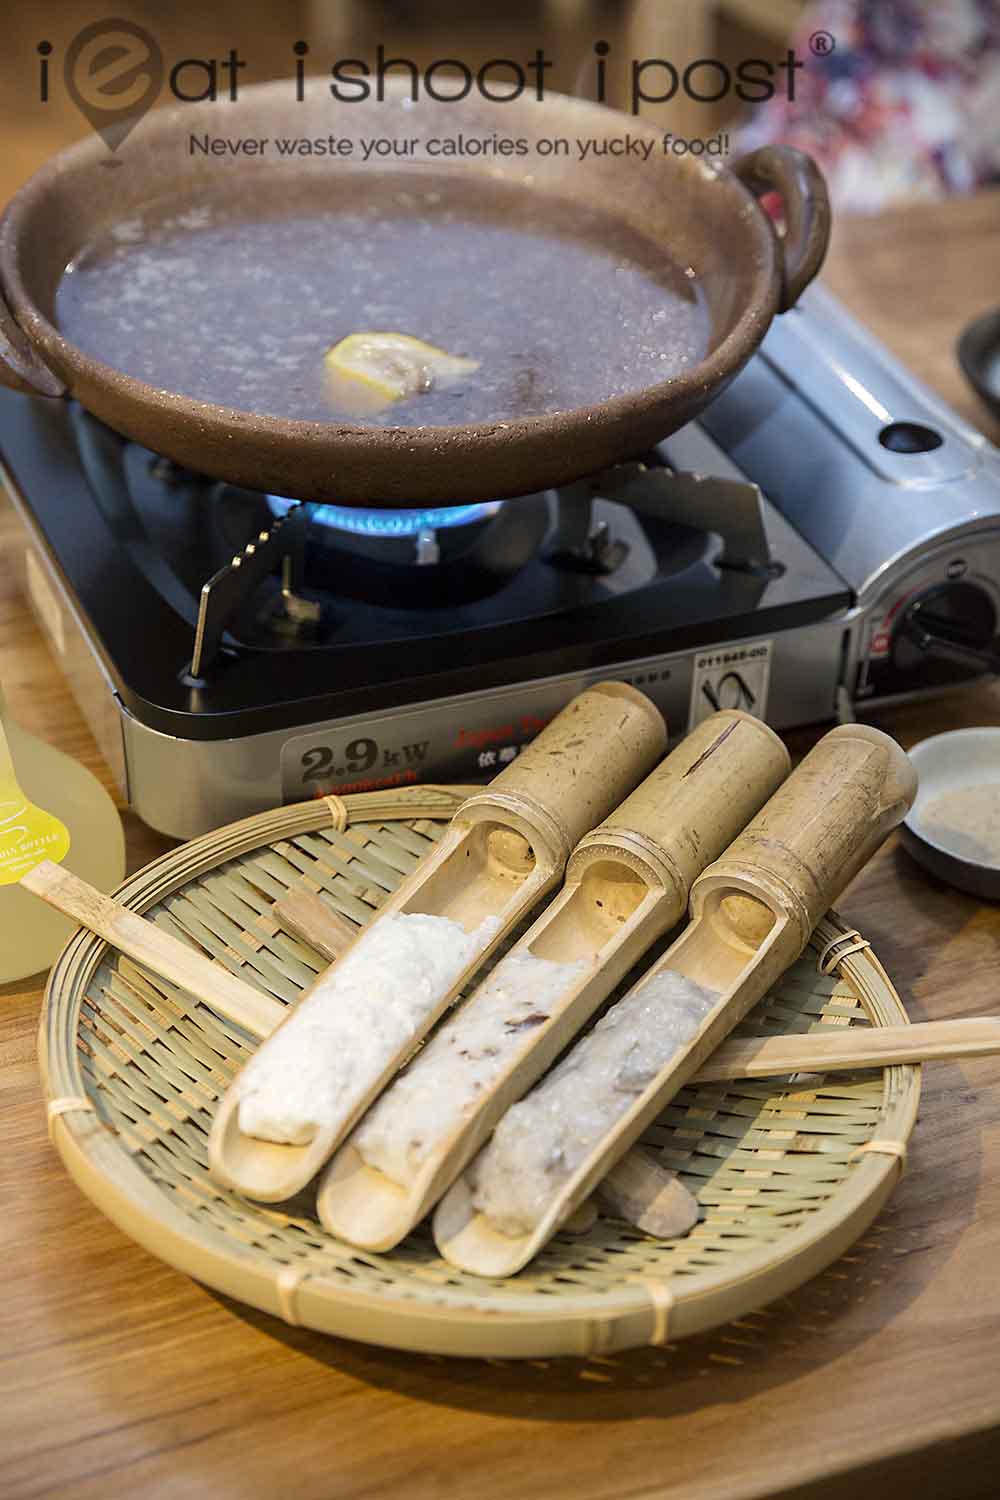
left=731, top=145, right=831, bottom=313
left=0, top=282, right=65, bottom=397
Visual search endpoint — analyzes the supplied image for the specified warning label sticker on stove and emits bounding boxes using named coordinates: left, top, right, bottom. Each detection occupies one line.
left=687, top=640, right=773, bottom=730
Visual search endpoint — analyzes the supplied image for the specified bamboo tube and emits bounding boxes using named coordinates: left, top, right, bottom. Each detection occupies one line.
left=569, top=710, right=789, bottom=905
left=208, top=684, right=667, bottom=1203
left=455, top=683, right=669, bottom=872
left=436, top=725, right=917, bottom=1276
left=316, top=711, right=788, bottom=1250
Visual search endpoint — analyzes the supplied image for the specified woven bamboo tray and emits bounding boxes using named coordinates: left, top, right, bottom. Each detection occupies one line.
left=39, top=785, right=920, bottom=1360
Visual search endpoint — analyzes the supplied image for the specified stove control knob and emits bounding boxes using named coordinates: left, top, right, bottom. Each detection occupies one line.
left=893, top=581, right=1000, bottom=676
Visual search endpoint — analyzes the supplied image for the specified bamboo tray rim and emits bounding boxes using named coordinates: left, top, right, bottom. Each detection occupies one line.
left=39, top=784, right=920, bottom=1360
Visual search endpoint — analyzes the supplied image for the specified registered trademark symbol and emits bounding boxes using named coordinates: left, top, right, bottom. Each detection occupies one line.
left=810, top=29, right=836, bottom=55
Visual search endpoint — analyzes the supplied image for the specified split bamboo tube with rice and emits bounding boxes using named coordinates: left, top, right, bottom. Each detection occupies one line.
left=436, top=724, right=917, bottom=1276
left=317, top=710, right=789, bottom=1249
left=207, top=683, right=666, bottom=1202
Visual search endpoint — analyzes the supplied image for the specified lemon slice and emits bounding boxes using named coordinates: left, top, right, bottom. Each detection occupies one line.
left=324, top=332, right=479, bottom=414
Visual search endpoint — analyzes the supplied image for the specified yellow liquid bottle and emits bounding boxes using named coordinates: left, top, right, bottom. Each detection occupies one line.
left=0, top=689, right=125, bottom=983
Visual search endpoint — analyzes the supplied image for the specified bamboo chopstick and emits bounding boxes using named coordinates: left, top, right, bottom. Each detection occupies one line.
left=25, top=862, right=1000, bottom=1084
left=22, top=861, right=284, bottom=1038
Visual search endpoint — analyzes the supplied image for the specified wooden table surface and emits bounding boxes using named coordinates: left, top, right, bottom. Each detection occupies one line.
left=2, top=191, right=1000, bottom=1500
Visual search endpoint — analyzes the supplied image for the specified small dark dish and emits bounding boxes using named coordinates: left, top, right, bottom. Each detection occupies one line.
left=958, top=307, right=1000, bottom=422
left=901, top=728, right=1000, bottom=900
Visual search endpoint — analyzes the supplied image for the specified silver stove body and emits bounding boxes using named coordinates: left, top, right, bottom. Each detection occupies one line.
left=9, top=285, right=1000, bottom=838
left=704, top=287, right=1000, bottom=693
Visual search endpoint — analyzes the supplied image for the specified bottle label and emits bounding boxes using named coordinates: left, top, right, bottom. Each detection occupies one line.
left=0, top=722, right=72, bottom=886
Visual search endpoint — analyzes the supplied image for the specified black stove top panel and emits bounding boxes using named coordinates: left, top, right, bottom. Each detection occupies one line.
left=0, top=391, right=850, bottom=740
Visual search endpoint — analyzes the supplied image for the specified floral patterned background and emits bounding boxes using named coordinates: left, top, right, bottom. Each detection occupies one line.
left=739, top=0, right=1000, bottom=210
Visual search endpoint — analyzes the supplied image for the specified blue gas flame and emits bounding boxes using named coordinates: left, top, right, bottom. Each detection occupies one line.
left=268, top=495, right=499, bottom=536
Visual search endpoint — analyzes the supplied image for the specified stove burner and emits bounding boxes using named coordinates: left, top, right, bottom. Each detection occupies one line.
left=267, top=496, right=500, bottom=537
left=264, top=487, right=550, bottom=608
left=8, top=283, right=997, bottom=846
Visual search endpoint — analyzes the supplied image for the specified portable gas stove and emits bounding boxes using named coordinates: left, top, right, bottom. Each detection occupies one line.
left=3, top=285, right=999, bottom=838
